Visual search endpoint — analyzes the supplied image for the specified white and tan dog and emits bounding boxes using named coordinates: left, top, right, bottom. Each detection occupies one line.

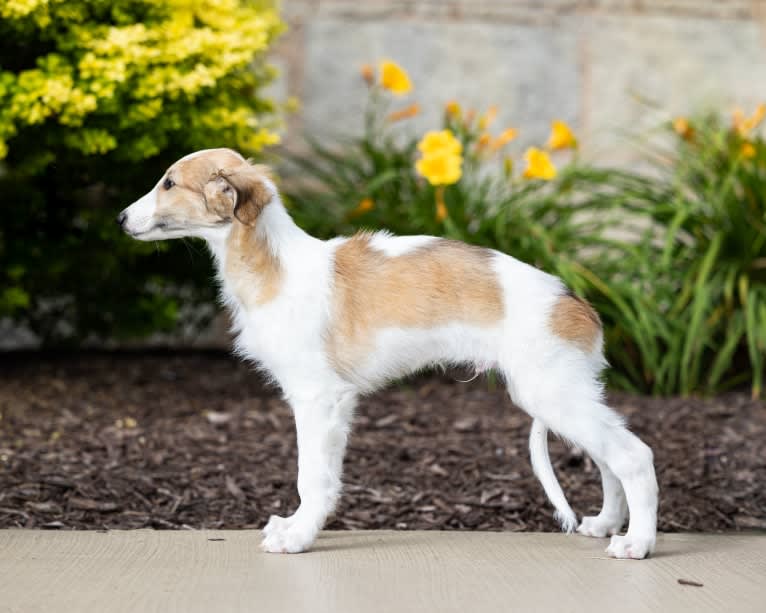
left=118, top=148, right=658, bottom=558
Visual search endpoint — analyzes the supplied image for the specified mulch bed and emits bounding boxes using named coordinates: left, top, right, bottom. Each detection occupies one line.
left=1, top=352, right=764, bottom=533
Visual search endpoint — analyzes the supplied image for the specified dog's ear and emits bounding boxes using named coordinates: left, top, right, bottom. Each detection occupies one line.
left=203, top=174, right=237, bottom=218
left=218, top=164, right=273, bottom=226
left=203, top=164, right=272, bottom=225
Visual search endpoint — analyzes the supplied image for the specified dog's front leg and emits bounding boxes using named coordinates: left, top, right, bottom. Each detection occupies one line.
left=261, top=389, right=356, bottom=553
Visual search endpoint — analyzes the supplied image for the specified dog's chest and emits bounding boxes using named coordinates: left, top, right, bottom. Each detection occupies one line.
left=224, top=258, right=333, bottom=381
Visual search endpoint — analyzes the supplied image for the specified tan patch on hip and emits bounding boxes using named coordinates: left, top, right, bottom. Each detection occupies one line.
left=225, top=223, right=281, bottom=307
left=549, top=292, right=602, bottom=352
left=326, top=234, right=504, bottom=377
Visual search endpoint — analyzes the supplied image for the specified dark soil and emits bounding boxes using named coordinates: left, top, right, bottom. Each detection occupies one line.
left=1, top=352, right=764, bottom=533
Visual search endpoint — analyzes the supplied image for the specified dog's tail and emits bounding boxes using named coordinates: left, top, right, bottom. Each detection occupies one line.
left=529, top=418, right=578, bottom=533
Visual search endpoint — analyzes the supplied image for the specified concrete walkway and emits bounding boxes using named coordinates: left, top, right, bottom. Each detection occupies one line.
left=1, top=531, right=764, bottom=613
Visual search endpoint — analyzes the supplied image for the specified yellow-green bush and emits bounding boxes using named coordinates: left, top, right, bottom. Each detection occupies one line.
left=0, top=0, right=282, bottom=166
left=0, top=0, right=283, bottom=342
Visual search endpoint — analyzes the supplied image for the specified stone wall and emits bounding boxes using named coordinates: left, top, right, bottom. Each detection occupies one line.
left=7, top=2, right=765, bottom=350
left=274, top=0, right=766, bottom=162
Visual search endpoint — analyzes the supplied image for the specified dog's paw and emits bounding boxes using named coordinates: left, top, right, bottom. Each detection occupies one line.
left=577, top=515, right=623, bottom=538
left=605, top=534, right=655, bottom=560
left=261, top=516, right=314, bottom=554
left=263, top=514, right=293, bottom=538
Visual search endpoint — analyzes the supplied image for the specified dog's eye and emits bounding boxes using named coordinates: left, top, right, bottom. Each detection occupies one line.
left=163, top=177, right=175, bottom=190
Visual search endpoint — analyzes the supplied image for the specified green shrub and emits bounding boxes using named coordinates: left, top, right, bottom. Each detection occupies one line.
left=584, top=109, right=766, bottom=397
left=284, top=60, right=619, bottom=292
left=284, top=61, right=766, bottom=397
left=0, top=0, right=283, bottom=343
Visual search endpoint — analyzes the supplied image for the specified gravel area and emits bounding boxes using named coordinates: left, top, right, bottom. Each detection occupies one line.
left=0, top=352, right=764, bottom=532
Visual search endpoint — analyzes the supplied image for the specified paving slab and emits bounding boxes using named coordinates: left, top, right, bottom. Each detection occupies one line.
left=1, top=531, right=764, bottom=613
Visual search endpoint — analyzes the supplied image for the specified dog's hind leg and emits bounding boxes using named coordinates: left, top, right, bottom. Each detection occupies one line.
left=529, top=418, right=626, bottom=536
left=261, top=387, right=356, bottom=553
left=546, top=398, right=656, bottom=559
left=511, top=361, right=658, bottom=559
left=577, top=457, right=628, bottom=538
left=599, top=425, right=658, bottom=559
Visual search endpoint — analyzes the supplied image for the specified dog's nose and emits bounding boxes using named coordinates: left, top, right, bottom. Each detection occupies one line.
left=116, top=212, right=127, bottom=229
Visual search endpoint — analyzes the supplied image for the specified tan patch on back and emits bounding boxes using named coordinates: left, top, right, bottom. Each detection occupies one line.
left=549, top=292, right=601, bottom=351
left=225, top=222, right=282, bottom=307
left=327, top=234, right=504, bottom=376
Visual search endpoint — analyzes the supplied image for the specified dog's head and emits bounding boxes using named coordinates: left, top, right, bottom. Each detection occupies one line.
left=117, top=148, right=273, bottom=240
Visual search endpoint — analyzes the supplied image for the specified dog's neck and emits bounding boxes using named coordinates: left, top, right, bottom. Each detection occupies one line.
left=204, top=197, right=315, bottom=309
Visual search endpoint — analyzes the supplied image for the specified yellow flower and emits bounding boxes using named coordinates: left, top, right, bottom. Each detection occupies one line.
left=672, top=117, right=694, bottom=141
left=547, top=120, right=577, bottom=150
left=360, top=63, right=374, bottom=85
left=379, top=59, right=412, bottom=95
left=416, top=152, right=463, bottom=186
left=741, top=142, right=757, bottom=159
left=491, top=127, right=518, bottom=150
left=417, top=129, right=462, bottom=156
left=523, top=147, right=557, bottom=180
left=477, top=133, right=491, bottom=149
left=733, top=103, right=766, bottom=136
left=445, top=100, right=461, bottom=118
left=416, top=130, right=463, bottom=185
left=478, top=105, right=498, bottom=130
left=387, top=103, right=420, bottom=122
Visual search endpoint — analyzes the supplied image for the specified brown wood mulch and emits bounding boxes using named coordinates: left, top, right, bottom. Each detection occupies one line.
left=0, top=352, right=764, bottom=533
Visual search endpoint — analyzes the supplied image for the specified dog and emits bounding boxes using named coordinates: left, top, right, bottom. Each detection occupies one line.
left=118, top=148, right=658, bottom=558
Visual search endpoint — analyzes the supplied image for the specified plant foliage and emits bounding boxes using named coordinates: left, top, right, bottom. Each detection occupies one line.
left=284, top=61, right=766, bottom=397
left=0, top=0, right=283, bottom=342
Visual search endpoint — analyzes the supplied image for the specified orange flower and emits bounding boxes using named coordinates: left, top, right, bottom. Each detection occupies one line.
left=672, top=117, right=694, bottom=141
left=478, top=105, right=498, bottom=130
left=491, top=128, right=518, bottom=150
left=733, top=108, right=746, bottom=133
left=741, top=142, right=757, bottom=159
left=387, top=103, right=420, bottom=122
left=754, top=103, right=766, bottom=126
left=350, top=197, right=374, bottom=217
left=733, top=103, right=766, bottom=136
left=360, top=63, right=374, bottom=85
left=477, top=133, right=492, bottom=149
left=435, top=186, right=448, bottom=222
